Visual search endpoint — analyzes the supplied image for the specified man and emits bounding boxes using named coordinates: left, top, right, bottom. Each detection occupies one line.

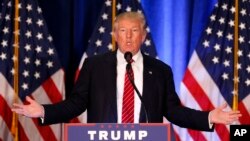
left=12, top=12, right=241, bottom=131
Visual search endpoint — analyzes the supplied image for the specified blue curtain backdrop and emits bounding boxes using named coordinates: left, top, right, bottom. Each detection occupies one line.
left=38, top=0, right=217, bottom=95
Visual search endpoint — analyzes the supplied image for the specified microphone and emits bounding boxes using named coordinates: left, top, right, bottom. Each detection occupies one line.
left=124, top=52, right=149, bottom=123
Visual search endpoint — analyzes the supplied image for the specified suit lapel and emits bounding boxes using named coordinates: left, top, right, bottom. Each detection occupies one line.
left=140, top=55, right=155, bottom=122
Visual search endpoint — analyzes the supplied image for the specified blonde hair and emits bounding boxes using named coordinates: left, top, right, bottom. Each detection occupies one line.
left=113, top=12, right=146, bottom=32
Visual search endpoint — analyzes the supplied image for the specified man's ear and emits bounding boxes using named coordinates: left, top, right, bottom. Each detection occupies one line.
left=112, top=31, right=118, bottom=41
left=141, top=31, right=147, bottom=43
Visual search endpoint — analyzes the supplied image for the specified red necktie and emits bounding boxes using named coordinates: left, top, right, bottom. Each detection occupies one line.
left=122, top=65, right=134, bottom=123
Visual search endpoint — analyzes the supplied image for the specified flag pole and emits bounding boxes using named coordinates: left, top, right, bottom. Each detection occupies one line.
left=11, top=0, right=20, bottom=140
left=112, top=0, right=116, bottom=51
left=232, top=0, right=239, bottom=111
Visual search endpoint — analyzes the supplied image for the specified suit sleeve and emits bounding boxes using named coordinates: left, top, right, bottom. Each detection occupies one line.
left=163, top=66, right=213, bottom=131
left=40, top=58, right=92, bottom=125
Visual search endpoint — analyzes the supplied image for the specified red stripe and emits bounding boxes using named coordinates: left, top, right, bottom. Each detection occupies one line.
left=238, top=102, right=250, bottom=124
left=188, top=129, right=207, bottom=141
left=183, top=69, right=229, bottom=141
left=24, top=95, right=59, bottom=141
left=69, top=117, right=81, bottom=123
left=74, top=69, right=80, bottom=83
left=18, top=122, right=29, bottom=141
left=42, top=77, right=63, bottom=103
left=174, top=130, right=181, bottom=141
left=0, top=95, right=12, bottom=130
left=32, top=118, right=59, bottom=141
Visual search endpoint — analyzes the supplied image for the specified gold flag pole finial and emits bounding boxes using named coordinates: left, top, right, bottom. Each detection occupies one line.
left=111, top=0, right=116, bottom=51
left=232, top=0, right=239, bottom=111
left=11, top=0, right=20, bottom=140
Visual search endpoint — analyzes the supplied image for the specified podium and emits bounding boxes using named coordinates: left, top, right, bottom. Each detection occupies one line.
left=64, top=123, right=172, bottom=141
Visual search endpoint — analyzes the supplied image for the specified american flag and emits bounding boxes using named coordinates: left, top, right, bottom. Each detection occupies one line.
left=174, top=0, right=250, bottom=141
left=0, top=0, right=65, bottom=141
left=73, top=0, right=158, bottom=123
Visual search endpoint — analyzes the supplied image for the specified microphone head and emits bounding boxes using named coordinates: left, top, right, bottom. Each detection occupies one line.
left=124, top=52, right=133, bottom=63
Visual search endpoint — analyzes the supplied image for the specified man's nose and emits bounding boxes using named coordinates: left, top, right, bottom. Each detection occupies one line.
left=126, top=30, right=132, bottom=38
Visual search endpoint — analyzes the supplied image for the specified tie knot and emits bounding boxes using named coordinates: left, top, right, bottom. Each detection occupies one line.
left=130, top=59, right=134, bottom=64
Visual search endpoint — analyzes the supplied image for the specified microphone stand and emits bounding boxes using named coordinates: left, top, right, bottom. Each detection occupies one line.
left=126, top=63, right=149, bottom=123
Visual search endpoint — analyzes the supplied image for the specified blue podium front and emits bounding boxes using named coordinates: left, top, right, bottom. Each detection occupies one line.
left=64, top=123, right=171, bottom=141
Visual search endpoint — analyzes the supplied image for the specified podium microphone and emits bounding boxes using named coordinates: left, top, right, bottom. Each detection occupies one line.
left=124, top=52, right=149, bottom=123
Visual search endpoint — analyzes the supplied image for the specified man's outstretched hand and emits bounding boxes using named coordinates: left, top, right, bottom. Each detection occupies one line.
left=12, top=96, right=44, bottom=118
left=209, top=103, right=242, bottom=125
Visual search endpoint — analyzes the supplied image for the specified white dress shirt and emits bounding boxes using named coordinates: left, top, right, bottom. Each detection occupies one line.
left=116, top=49, right=143, bottom=123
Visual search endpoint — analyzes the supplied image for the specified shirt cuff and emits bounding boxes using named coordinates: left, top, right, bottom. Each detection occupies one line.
left=40, top=106, right=45, bottom=124
left=208, top=111, right=214, bottom=129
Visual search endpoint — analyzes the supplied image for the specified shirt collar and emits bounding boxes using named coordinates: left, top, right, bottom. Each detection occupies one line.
left=117, top=49, right=142, bottom=65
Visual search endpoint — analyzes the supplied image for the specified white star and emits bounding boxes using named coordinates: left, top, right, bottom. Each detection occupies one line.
left=240, top=9, right=246, bottom=16
left=203, top=40, right=210, bottom=48
left=24, top=57, right=30, bottom=64
left=219, top=17, right=225, bottom=24
left=13, top=30, right=20, bottom=35
left=126, top=6, right=132, bottom=12
left=116, top=3, right=121, bottom=10
left=108, top=43, right=113, bottom=50
left=47, top=48, right=54, bottom=55
left=226, top=33, right=233, bottom=41
left=99, top=26, right=105, bottom=33
left=102, top=13, right=108, bottom=20
left=95, top=40, right=102, bottom=47
left=10, top=68, right=15, bottom=75
left=22, top=83, right=28, bottom=90
left=14, top=16, right=21, bottom=22
left=146, top=27, right=150, bottom=33
left=105, top=0, right=111, bottom=6
left=7, top=1, right=12, bottom=7
left=5, top=14, right=10, bottom=21
left=35, top=59, right=41, bottom=66
left=239, top=23, right=246, bottom=30
left=36, top=32, right=43, bottom=40
left=245, top=79, right=250, bottom=86
left=25, top=30, right=32, bottom=38
left=1, top=40, right=8, bottom=47
left=36, top=19, right=44, bottom=27
left=237, top=63, right=242, bottom=70
left=22, top=70, right=29, bottom=77
left=225, top=46, right=232, bottom=54
left=216, top=30, right=223, bottom=38
left=35, top=46, right=42, bottom=53
left=206, top=27, right=212, bottom=35
left=210, top=15, right=216, bottom=21
left=222, top=73, right=229, bottom=80
left=34, top=72, right=40, bottom=79
left=26, top=4, right=32, bottom=11
left=2, top=27, right=9, bottom=34
left=214, top=44, right=221, bottom=51
left=145, top=39, right=151, bottom=46
left=230, top=6, right=235, bottom=14
left=26, top=17, right=32, bottom=25
left=0, top=52, right=7, bottom=60
left=48, top=35, right=53, bottom=42
left=228, top=20, right=234, bottom=27
left=238, top=50, right=243, bottom=57
left=223, top=60, right=230, bottom=67
left=239, top=36, right=245, bottom=43
left=212, top=56, right=219, bottom=64
left=37, top=7, right=42, bottom=13
left=24, top=44, right=31, bottom=51
left=246, top=66, right=250, bottom=73
left=222, top=3, right=228, bottom=11
left=47, top=61, right=53, bottom=68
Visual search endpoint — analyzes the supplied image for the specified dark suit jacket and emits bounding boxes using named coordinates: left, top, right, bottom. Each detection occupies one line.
left=42, top=51, right=213, bottom=131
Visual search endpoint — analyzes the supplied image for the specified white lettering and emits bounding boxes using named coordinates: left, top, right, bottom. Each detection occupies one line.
left=88, top=131, right=97, bottom=140
left=99, top=131, right=108, bottom=140
left=234, top=129, right=247, bottom=136
left=138, top=130, right=148, bottom=140
left=124, top=131, right=136, bottom=140
left=111, top=130, right=121, bottom=140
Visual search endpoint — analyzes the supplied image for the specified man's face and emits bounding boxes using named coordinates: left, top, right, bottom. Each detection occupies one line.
left=114, top=18, right=146, bottom=55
